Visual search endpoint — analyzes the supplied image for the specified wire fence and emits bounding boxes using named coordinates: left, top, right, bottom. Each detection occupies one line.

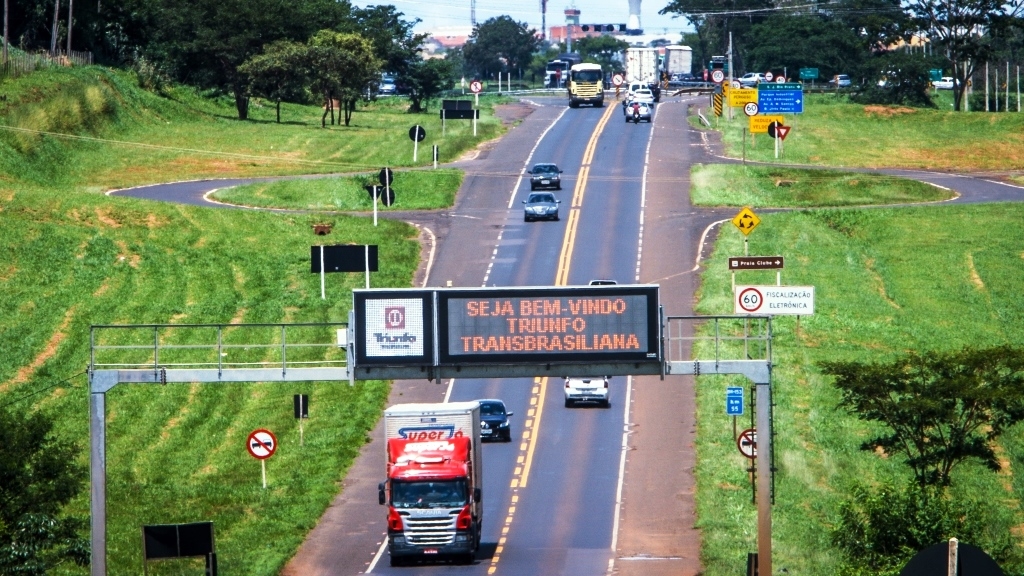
left=0, top=49, right=94, bottom=80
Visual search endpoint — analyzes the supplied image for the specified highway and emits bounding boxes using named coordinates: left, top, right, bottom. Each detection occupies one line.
left=112, top=93, right=1024, bottom=576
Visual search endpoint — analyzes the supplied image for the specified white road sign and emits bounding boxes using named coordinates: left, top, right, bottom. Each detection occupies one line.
left=743, top=102, right=759, bottom=116
left=734, top=285, right=815, bottom=315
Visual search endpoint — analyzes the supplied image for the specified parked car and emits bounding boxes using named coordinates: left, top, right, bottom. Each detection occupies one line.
left=522, top=192, right=560, bottom=221
left=378, top=74, right=397, bottom=95
left=478, top=399, right=513, bottom=442
left=738, top=72, right=765, bottom=87
left=828, top=74, right=851, bottom=88
left=933, top=76, right=957, bottom=90
left=564, top=376, right=610, bottom=407
left=529, top=163, right=562, bottom=190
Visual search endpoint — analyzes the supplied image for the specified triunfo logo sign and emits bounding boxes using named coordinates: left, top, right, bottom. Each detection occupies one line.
left=365, top=299, right=424, bottom=357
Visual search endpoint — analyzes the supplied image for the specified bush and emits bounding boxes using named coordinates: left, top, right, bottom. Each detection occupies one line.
left=852, top=52, right=937, bottom=108
left=832, top=482, right=1022, bottom=575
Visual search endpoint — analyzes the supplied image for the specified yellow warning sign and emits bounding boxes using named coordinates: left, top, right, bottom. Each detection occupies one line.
left=727, top=88, right=757, bottom=107
left=749, top=115, right=784, bottom=134
left=732, top=206, right=761, bottom=236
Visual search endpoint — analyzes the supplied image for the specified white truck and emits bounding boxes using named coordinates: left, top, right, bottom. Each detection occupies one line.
left=624, top=47, right=659, bottom=86
left=662, top=45, right=693, bottom=80
left=379, top=402, right=483, bottom=566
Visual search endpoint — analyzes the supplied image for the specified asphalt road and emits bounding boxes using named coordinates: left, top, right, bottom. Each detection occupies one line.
left=111, top=94, right=1024, bottom=576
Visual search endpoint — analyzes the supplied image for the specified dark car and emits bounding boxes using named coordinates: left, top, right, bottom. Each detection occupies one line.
left=522, top=192, right=560, bottom=221
left=479, top=399, right=513, bottom=442
left=529, top=163, right=562, bottom=190
left=647, top=82, right=661, bottom=102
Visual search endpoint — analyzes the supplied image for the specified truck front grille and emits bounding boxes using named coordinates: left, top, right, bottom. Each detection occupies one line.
left=402, top=512, right=458, bottom=546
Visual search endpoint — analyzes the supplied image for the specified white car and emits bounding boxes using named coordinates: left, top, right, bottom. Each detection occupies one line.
left=564, top=376, right=610, bottom=408
left=630, top=88, right=655, bottom=105
left=738, top=72, right=765, bottom=87
left=933, top=76, right=957, bottom=90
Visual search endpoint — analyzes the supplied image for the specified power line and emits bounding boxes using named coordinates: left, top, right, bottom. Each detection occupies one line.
left=0, top=370, right=86, bottom=410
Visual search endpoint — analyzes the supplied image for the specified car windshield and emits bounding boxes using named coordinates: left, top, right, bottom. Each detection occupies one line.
left=528, top=193, right=555, bottom=203
left=532, top=165, right=558, bottom=175
left=573, top=70, right=602, bottom=82
left=635, top=90, right=652, bottom=96
left=391, top=479, right=468, bottom=508
left=480, top=402, right=506, bottom=415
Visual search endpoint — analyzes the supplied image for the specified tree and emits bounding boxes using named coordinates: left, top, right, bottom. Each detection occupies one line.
left=462, top=16, right=539, bottom=79
left=573, top=35, right=629, bottom=72
left=745, top=15, right=864, bottom=80
left=137, top=0, right=347, bottom=120
left=820, top=346, right=1024, bottom=487
left=307, top=30, right=380, bottom=127
left=345, top=5, right=426, bottom=82
left=853, top=50, right=939, bottom=107
left=0, top=407, right=88, bottom=574
left=238, top=40, right=309, bottom=123
left=907, top=0, right=1024, bottom=111
left=404, top=57, right=454, bottom=113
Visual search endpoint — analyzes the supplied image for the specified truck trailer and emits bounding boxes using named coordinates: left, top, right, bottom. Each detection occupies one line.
left=624, top=47, right=659, bottom=85
left=379, top=402, right=483, bottom=566
left=662, top=45, right=693, bottom=80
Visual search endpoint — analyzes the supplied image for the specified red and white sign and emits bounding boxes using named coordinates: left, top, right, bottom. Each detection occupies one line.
left=247, top=429, right=277, bottom=460
left=734, top=285, right=815, bottom=315
left=743, top=102, right=759, bottom=117
left=711, top=69, right=725, bottom=84
left=776, top=125, right=791, bottom=140
left=775, top=76, right=787, bottom=83
left=738, top=428, right=757, bottom=459
left=612, top=74, right=624, bottom=87
left=469, top=80, right=483, bottom=94
left=765, top=71, right=774, bottom=82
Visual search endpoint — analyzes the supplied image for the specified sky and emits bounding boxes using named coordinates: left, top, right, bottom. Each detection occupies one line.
left=351, top=0, right=694, bottom=38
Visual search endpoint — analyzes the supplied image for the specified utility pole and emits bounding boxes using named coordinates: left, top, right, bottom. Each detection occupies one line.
left=471, top=0, right=476, bottom=27
left=66, top=0, right=73, bottom=56
left=541, top=0, right=547, bottom=41
left=50, top=0, right=60, bottom=56
left=727, top=32, right=733, bottom=121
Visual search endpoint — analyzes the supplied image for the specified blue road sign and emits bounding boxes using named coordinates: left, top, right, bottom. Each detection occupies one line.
left=758, top=83, right=804, bottom=113
left=726, top=386, right=744, bottom=416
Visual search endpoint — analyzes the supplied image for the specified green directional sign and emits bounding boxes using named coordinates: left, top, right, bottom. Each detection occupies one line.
left=929, top=69, right=943, bottom=82
left=799, top=68, right=819, bottom=80
left=759, top=82, right=802, bottom=91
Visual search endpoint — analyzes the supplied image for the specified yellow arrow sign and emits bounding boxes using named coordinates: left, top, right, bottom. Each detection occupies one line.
left=749, top=115, right=784, bottom=134
left=732, top=206, right=761, bottom=236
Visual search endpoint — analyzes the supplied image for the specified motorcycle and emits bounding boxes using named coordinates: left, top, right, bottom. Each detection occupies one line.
left=631, top=104, right=641, bottom=123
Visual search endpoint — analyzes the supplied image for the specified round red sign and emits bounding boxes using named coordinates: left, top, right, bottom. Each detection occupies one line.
left=247, top=429, right=277, bottom=460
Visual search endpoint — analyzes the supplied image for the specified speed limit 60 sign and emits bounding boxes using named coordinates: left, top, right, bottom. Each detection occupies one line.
left=734, top=285, right=815, bottom=315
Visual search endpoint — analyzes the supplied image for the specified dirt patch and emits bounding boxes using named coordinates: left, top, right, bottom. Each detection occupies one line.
left=493, top=102, right=536, bottom=126
left=863, top=105, right=916, bottom=117
left=966, top=252, right=985, bottom=289
left=95, top=208, right=122, bottom=228
left=0, top=305, right=77, bottom=393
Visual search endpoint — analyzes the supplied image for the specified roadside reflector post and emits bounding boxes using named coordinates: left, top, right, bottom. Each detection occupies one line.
left=433, top=145, right=439, bottom=169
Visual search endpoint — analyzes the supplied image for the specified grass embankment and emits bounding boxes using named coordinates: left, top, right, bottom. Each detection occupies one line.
left=693, top=204, right=1024, bottom=575
left=700, top=92, right=1024, bottom=171
left=691, top=164, right=954, bottom=207
left=1, top=66, right=501, bottom=200
left=0, top=67, right=504, bottom=574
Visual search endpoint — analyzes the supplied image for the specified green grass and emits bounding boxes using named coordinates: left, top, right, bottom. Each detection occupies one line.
left=0, top=66, right=498, bottom=574
left=693, top=204, right=1024, bottom=575
left=0, top=66, right=507, bottom=191
left=211, top=168, right=463, bottom=210
left=690, top=164, right=954, bottom=207
left=711, top=92, right=1024, bottom=170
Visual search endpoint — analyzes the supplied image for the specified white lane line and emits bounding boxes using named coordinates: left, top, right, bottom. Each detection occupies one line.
left=481, top=107, right=569, bottom=287
left=408, top=223, right=437, bottom=288
left=984, top=178, right=1024, bottom=190
left=634, top=105, right=657, bottom=282
left=610, top=375, right=634, bottom=560
left=443, top=378, right=456, bottom=404
left=694, top=219, right=731, bottom=271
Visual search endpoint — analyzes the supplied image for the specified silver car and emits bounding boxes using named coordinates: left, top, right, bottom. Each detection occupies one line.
left=522, top=192, right=560, bottom=222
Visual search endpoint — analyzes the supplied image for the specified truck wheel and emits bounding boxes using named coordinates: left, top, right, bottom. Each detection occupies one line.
left=565, top=399, right=573, bottom=408
left=596, top=100, right=604, bottom=108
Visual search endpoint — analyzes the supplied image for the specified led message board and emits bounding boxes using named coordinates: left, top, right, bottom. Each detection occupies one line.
left=438, top=286, right=659, bottom=365
left=353, top=290, right=434, bottom=365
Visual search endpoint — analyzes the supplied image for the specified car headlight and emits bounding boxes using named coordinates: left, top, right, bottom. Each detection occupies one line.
left=498, top=421, right=509, bottom=428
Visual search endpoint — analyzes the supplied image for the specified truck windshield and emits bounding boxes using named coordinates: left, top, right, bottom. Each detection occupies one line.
left=573, top=70, right=602, bottom=82
left=392, top=479, right=468, bottom=508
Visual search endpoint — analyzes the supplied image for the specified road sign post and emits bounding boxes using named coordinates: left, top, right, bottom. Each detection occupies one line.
left=409, top=125, right=426, bottom=162
left=247, top=429, right=277, bottom=489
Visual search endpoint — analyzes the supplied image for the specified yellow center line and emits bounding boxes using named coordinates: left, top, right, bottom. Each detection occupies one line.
left=555, top=103, right=616, bottom=288
left=492, top=101, right=616, bottom=574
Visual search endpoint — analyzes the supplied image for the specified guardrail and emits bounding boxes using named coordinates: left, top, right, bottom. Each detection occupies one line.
left=89, top=322, right=348, bottom=373
left=663, top=315, right=772, bottom=364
